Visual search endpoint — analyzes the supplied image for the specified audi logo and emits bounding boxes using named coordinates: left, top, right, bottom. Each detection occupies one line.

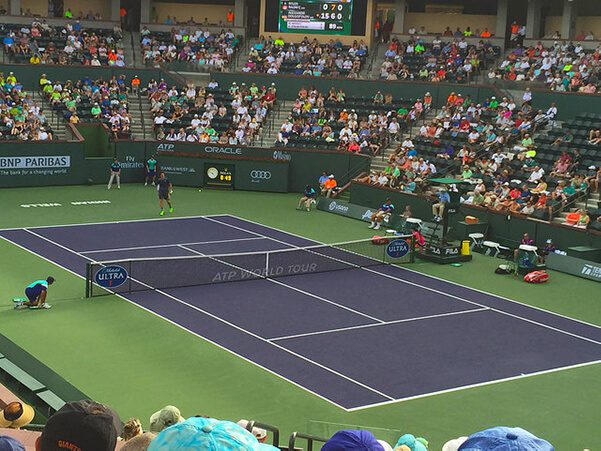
left=250, top=170, right=272, bottom=180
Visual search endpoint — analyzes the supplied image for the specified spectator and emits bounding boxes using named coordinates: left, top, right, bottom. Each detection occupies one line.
left=368, top=198, right=395, bottom=230
left=141, top=28, right=240, bottom=71
left=147, top=417, right=279, bottom=450
left=237, top=420, right=268, bottom=443
left=321, top=174, right=337, bottom=197
left=122, top=418, right=143, bottom=441
left=38, top=400, right=122, bottom=451
left=0, top=436, right=24, bottom=451
left=121, top=432, right=156, bottom=451
left=0, top=402, right=34, bottom=429
left=149, top=405, right=185, bottom=433
left=322, top=430, right=391, bottom=451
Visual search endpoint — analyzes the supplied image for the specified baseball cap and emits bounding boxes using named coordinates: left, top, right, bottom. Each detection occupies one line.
left=39, top=400, right=122, bottom=451
left=442, top=437, right=468, bottom=451
left=0, top=436, right=24, bottom=451
left=0, top=402, right=35, bottom=428
left=322, top=430, right=384, bottom=450
left=148, top=417, right=279, bottom=450
left=458, top=426, right=553, bottom=450
left=394, top=433, right=428, bottom=451
left=149, top=406, right=185, bottom=433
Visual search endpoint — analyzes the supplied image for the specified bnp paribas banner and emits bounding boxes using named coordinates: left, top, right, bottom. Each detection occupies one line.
left=0, top=155, right=71, bottom=176
left=317, top=198, right=376, bottom=222
left=546, top=253, right=601, bottom=283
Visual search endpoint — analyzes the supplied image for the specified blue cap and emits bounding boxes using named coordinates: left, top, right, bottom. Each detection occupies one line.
left=459, top=427, right=554, bottom=450
left=0, top=436, right=25, bottom=451
left=148, top=417, right=279, bottom=451
left=322, top=430, right=384, bottom=451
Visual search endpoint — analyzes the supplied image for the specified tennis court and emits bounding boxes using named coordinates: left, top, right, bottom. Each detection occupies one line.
left=1, top=214, right=601, bottom=411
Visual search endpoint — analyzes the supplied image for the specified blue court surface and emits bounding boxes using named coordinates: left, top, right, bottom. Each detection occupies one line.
left=2, top=215, right=601, bottom=411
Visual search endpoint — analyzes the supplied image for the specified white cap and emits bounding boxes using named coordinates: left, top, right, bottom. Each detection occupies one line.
left=237, top=420, right=267, bottom=440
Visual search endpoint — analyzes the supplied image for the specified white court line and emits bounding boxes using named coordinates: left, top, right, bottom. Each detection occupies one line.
left=0, top=233, right=352, bottom=412
left=213, top=215, right=601, bottom=347
left=226, top=214, right=601, bottom=333
left=0, top=214, right=218, bottom=232
left=18, top=230, right=396, bottom=404
left=177, top=244, right=386, bottom=325
left=81, top=237, right=266, bottom=254
left=268, top=307, right=489, bottom=341
left=8, top=216, right=601, bottom=411
left=346, top=359, right=601, bottom=412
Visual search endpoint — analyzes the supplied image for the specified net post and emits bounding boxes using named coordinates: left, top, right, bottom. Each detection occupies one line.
left=128, top=260, right=132, bottom=293
left=265, top=252, right=269, bottom=279
left=410, top=235, right=416, bottom=263
left=85, top=262, right=91, bottom=298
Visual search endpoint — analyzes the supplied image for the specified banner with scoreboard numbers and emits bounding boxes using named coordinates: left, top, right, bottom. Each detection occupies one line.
left=279, top=0, right=353, bottom=35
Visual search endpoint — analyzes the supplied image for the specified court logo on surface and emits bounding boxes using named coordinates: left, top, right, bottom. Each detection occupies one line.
left=95, top=265, right=128, bottom=288
left=386, top=239, right=410, bottom=259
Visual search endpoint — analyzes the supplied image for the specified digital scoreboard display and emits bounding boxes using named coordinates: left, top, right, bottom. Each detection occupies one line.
left=205, top=163, right=234, bottom=188
left=278, top=0, right=353, bottom=35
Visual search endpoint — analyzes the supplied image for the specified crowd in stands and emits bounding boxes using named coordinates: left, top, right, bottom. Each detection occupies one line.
left=379, top=36, right=500, bottom=83
left=357, top=89, right=600, bottom=225
left=0, top=72, right=54, bottom=140
left=0, top=399, right=556, bottom=450
left=489, top=41, right=601, bottom=93
left=244, top=36, right=369, bottom=77
left=140, top=26, right=241, bottom=70
left=149, top=79, right=275, bottom=145
left=39, top=73, right=132, bottom=139
left=275, top=86, right=426, bottom=153
left=1, top=20, right=124, bottom=66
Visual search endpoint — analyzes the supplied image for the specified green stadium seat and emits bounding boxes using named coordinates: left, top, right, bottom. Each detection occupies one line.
left=0, top=359, right=45, bottom=393
left=36, top=390, right=66, bottom=415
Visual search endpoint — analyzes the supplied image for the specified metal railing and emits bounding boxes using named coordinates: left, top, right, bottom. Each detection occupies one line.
left=239, top=420, right=281, bottom=448
left=287, top=432, right=329, bottom=451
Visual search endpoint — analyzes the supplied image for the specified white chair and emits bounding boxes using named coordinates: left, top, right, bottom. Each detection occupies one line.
left=468, top=233, right=484, bottom=251
left=405, top=218, right=423, bottom=229
left=482, top=240, right=511, bottom=257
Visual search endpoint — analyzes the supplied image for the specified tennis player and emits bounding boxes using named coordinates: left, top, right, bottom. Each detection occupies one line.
left=145, top=155, right=158, bottom=186
left=14, top=277, right=55, bottom=310
left=157, top=172, right=173, bottom=216
left=368, top=198, right=395, bottom=230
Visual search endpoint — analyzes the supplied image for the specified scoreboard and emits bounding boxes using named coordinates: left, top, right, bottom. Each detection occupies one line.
left=278, top=0, right=353, bottom=35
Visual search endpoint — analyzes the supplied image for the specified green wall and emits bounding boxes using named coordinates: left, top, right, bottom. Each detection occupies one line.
left=156, top=155, right=290, bottom=192
left=211, top=73, right=498, bottom=106
left=529, top=90, right=601, bottom=120
left=76, top=124, right=112, bottom=158
left=0, top=64, right=178, bottom=89
left=0, top=138, right=367, bottom=192
left=349, top=182, right=601, bottom=250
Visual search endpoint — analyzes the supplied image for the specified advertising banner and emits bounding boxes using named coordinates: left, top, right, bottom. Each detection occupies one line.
left=546, top=253, right=601, bottom=283
left=150, top=142, right=290, bottom=161
left=155, top=155, right=289, bottom=192
left=115, top=142, right=147, bottom=183
left=0, top=143, right=87, bottom=187
left=317, top=198, right=376, bottom=222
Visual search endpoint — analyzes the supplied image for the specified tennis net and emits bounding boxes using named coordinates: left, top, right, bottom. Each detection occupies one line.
left=85, top=235, right=414, bottom=297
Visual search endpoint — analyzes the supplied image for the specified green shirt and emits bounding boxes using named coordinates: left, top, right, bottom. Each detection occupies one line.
left=91, top=106, right=101, bottom=115
left=27, top=279, right=48, bottom=290
left=147, top=159, right=157, bottom=170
